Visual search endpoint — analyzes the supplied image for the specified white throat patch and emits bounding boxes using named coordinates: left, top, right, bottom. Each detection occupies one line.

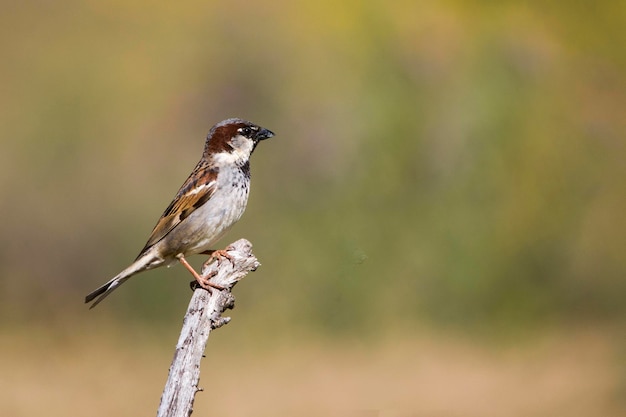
left=212, top=134, right=254, bottom=165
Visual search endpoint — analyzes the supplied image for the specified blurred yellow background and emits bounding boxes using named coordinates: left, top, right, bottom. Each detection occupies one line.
left=1, top=1, right=624, bottom=416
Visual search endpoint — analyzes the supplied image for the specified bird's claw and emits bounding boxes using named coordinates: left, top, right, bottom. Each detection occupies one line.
left=203, top=248, right=236, bottom=269
left=188, top=269, right=218, bottom=291
left=196, top=273, right=224, bottom=292
left=178, top=253, right=223, bottom=292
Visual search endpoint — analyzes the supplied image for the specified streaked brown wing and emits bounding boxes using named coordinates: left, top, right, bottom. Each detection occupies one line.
left=135, top=161, right=218, bottom=259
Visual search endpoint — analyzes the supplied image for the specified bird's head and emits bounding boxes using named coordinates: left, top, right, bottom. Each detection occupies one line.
left=204, top=118, right=274, bottom=163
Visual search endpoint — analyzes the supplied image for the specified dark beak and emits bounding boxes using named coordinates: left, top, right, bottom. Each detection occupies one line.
left=256, top=128, right=275, bottom=141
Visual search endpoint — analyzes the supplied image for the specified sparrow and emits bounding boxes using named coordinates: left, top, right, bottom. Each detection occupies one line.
left=85, top=118, right=274, bottom=309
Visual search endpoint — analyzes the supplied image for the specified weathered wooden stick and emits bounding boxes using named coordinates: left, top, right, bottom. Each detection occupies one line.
left=156, top=239, right=260, bottom=417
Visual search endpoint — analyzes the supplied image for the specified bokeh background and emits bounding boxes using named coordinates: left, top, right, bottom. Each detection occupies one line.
left=1, top=1, right=625, bottom=416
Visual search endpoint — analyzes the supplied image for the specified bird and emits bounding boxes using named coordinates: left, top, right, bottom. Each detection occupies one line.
left=85, top=118, right=274, bottom=309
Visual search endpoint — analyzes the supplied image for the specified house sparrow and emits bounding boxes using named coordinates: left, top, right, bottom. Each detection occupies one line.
left=85, top=118, right=274, bottom=309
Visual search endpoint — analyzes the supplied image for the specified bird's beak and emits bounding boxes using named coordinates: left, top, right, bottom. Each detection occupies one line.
left=256, top=128, right=275, bottom=141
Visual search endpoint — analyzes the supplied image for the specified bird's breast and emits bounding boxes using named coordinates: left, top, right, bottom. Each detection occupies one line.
left=181, top=167, right=251, bottom=255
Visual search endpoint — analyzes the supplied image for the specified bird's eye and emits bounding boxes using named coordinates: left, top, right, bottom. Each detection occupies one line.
left=239, top=127, right=252, bottom=136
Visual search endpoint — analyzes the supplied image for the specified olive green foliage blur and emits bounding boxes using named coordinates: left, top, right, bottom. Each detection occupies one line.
left=1, top=1, right=624, bottom=333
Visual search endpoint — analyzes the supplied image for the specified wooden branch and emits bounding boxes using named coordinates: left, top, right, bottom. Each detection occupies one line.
left=156, top=239, right=260, bottom=417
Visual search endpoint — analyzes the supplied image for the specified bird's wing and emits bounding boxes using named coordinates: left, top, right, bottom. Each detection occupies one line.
left=136, top=161, right=218, bottom=259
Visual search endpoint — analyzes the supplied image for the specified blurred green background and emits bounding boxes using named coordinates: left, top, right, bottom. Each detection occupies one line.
left=1, top=1, right=625, bottom=416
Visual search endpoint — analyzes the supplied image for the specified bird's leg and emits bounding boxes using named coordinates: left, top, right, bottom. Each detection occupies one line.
left=200, top=248, right=236, bottom=268
left=177, top=254, right=224, bottom=291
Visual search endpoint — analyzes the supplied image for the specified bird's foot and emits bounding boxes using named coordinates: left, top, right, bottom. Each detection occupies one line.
left=193, top=272, right=224, bottom=292
left=177, top=254, right=224, bottom=292
left=201, top=248, right=236, bottom=268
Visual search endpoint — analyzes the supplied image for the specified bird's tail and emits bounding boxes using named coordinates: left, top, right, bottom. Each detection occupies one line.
left=85, top=254, right=156, bottom=309
left=84, top=274, right=132, bottom=309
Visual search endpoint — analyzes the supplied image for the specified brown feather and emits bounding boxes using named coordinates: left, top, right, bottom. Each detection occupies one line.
left=135, top=160, right=218, bottom=259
